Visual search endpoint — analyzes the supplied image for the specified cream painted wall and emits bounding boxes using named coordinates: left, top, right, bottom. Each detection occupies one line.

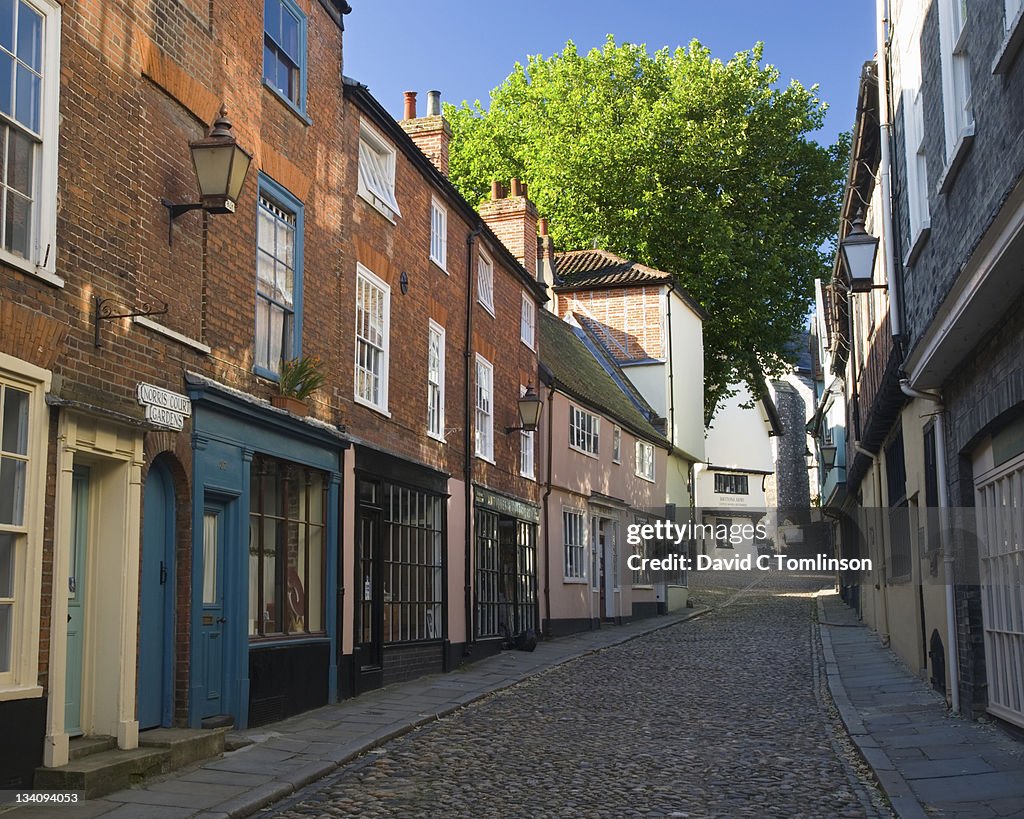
left=667, top=289, right=705, bottom=463
left=702, top=383, right=776, bottom=473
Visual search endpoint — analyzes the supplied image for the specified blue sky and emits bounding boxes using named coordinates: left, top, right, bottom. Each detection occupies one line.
left=342, top=1, right=877, bottom=148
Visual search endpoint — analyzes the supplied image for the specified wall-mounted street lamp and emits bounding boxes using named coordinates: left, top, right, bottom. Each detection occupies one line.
left=162, top=105, right=253, bottom=245
left=506, top=384, right=543, bottom=433
left=840, top=210, right=882, bottom=293
left=820, top=443, right=838, bottom=470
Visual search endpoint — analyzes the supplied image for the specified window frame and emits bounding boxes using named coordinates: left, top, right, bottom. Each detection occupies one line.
left=248, top=456, right=328, bottom=640
left=426, top=320, right=445, bottom=442
left=474, top=354, right=494, bottom=462
left=635, top=440, right=655, bottom=482
left=357, top=119, right=401, bottom=221
left=568, top=405, right=600, bottom=457
left=612, top=426, right=622, bottom=464
left=254, top=175, right=304, bottom=380
left=714, top=473, right=749, bottom=495
left=0, top=353, right=48, bottom=698
left=520, top=293, right=535, bottom=349
left=354, top=262, right=391, bottom=415
left=429, top=197, right=447, bottom=272
left=477, top=250, right=495, bottom=315
left=937, top=0, right=974, bottom=177
left=262, top=0, right=308, bottom=118
left=519, top=385, right=535, bottom=480
left=0, top=0, right=61, bottom=286
left=562, top=507, right=587, bottom=583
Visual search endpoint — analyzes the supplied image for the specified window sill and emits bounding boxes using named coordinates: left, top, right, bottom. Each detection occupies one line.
left=937, top=128, right=975, bottom=195
left=249, top=634, right=329, bottom=647
left=0, top=249, right=63, bottom=288
left=354, top=395, right=391, bottom=418
left=635, top=473, right=656, bottom=483
left=358, top=188, right=399, bottom=224
left=562, top=577, right=589, bottom=585
left=262, top=80, right=312, bottom=126
left=631, top=584, right=654, bottom=590
left=902, top=224, right=931, bottom=268
left=254, top=364, right=281, bottom=383
left=520, top=338, right=536, bottom=351
left=430, top=256, right=448, bottom=274
left=568, top=444, right=600, bottom=460
left=477, top=299, right=495, bottom=317
left=427, top=431, right=447, bottom=444
left=993, top=8, right=1024, bottom=74
left=475, top=452, right=495, bottom=465
left=0, top=683, right=44, bottom=702
left=134, top=316, right=210, bottom=354
left=519, top=471, right=536, bottom=481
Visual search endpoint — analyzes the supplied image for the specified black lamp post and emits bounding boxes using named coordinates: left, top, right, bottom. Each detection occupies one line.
left=507, top=385, right=543, bottom=433
left=841, top=210, right=880, bottom=293
left=162, top=105, right=253, bottom=243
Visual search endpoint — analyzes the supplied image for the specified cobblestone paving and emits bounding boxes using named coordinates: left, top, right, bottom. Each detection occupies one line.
left=268, top=570, right=893, bottom=818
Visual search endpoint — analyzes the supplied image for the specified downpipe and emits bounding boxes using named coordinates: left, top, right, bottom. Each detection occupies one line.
left=900, top=379, right=960, bottom=715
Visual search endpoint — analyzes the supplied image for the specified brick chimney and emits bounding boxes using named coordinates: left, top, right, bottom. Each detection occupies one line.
left=478, top=177, right=538, bottom=276
left=400, top=89, right=451, bottom=176
left=537, top=217, right=557, bottom=309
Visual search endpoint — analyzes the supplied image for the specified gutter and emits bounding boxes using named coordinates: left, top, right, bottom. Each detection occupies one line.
left=541, top=379, right=556, bottom=637
left=899, top=379, right=960, bottom=715
left=463, top=224, right=483, bottom=656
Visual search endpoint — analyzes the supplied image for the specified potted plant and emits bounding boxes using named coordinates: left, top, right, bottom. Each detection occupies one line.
left=271, top=354, right=326, bottom=416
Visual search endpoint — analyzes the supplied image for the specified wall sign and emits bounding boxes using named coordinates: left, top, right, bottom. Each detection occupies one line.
left=137, top=383, right=191, bottom=432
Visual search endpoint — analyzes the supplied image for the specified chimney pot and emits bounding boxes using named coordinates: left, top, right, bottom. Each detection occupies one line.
left=491, top=180, right=502, bottom=200
left=521, top=181, right=528, bottom=197
left=426, top=90, right=442, bottom=116
left=403, top=91, right=417, bottom=120
left=510, top=177, right=522, bottom=197
left=539, top=217, right=549, bottom=236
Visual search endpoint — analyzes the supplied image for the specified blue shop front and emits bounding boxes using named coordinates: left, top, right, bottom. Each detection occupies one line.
left=185, top=374, right=346, bottom=729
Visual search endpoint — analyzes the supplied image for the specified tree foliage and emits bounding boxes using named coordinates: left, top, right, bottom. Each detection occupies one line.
left=446, top=37, right=849, bottom=419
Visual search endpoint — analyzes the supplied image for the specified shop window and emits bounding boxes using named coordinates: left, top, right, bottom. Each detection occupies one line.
left=248, top=456, right=326, bottom=638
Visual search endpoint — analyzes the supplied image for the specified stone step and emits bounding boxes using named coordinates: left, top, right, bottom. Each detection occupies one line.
left=34, top=747, right=170, bottom=799
left=138, top=726, right=229, bottom=770
left=68, top=735, right=116, bottom=761
left=35, top=727, right=230, bottom=800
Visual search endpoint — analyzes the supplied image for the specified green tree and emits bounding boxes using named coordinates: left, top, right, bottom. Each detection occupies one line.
left=446, top=37, right=848, bottom=419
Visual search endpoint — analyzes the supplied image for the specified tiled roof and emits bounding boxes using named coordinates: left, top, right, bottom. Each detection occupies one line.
left=554, top=249, right=671, bottom=288
left=539, top=311, right=668, bottom=447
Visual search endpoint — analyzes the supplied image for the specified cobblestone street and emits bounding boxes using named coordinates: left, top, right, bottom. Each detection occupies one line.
left=267, top=571, right=892, bottom=818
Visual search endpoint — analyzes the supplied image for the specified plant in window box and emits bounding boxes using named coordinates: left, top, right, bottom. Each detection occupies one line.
left=271, top=355, right=326, bottom=416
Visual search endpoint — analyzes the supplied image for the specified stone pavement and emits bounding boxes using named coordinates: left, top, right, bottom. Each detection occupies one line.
left=1, top=607, right=710, bottom=819
left=819, top=591, right=1024, bottom=819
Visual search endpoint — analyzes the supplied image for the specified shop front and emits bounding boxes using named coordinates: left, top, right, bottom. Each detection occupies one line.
left=185, top=374, right=345, bottom=729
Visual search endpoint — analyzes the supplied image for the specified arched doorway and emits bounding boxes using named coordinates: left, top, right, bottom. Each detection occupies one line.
left=138, top=456, right=176, bottom=728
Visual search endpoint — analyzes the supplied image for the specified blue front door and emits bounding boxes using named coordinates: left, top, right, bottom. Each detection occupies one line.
left=199, top=505, right=227, bottom=718
left=138, top=459, right=174, bottom=728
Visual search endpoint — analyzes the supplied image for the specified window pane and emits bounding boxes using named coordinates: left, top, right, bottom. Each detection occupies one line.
left=0, top=457, right=25, bottom=525
left=0, top=55, right=12, bottom=117
left=1, top=386, right=28, bottom=454
left=14, top=63, right=38, bottom=132
left=202, top=513, right=218, bottom=605
left=0, top=531, right=12, bottom=597
left=280, top=7, right=299, bottom=61
left=263, top=0, right=279, bottom=41
left=6, top=125, right=31, bottom=196
left=5, top=188, right=29, bottom=257
left=0, top=0, right=13, bottom=53
left=15, top=2, right=40, bottom=72
left=0, top=602, right=9, bottom=673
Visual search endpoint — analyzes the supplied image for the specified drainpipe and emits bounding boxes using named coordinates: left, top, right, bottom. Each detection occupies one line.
left=464, top=224, right=483, bottom=656
left=541, top=382, right=555, bottom=637
left=900, top=379, right=960, bottom=714
left=666, top=285, right=676, bottom=449
left=876, top=0, right=902, bottom=341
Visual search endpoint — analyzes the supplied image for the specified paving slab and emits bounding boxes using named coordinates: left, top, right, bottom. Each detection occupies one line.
left=819, top=592, right=1024, bottom=818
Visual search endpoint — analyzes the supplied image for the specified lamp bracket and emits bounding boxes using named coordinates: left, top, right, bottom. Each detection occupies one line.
left=161, top=198, right=204, bottom=245
left=94, top=295, right=169, bottom=348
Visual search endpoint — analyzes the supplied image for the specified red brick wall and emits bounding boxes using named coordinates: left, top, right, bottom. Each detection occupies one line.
left=557, top=286, right=665, bottom=361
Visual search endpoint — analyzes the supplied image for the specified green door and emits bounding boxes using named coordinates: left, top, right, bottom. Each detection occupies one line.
left=65, top=466, right=89, bottom=736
